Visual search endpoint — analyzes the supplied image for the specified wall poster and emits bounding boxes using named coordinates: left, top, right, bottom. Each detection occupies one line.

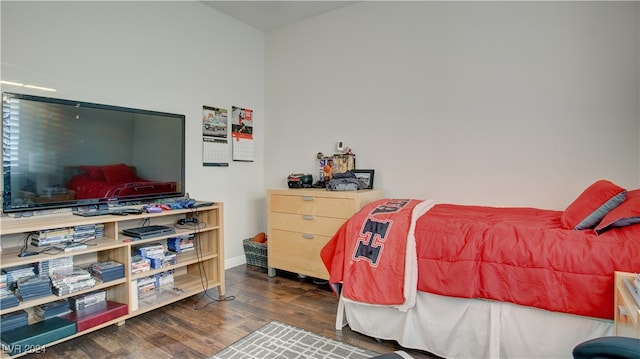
left=202, top=105, right=229, bottom=166
left=231, top=106, right=254, bottom=162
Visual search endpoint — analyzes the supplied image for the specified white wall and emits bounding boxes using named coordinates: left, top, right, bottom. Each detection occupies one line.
left=2, top=1, right=639, bottom=269
left=1, top=1, right=265, bottom=266
left=265, top=1, right=640, bottom=210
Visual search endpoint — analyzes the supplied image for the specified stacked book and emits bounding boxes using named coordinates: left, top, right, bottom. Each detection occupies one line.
left=31, top=227, right=74, bottom=247
left=89, top=261, right=125, bottom=282
left=50, top=266, right=96, bottom=296
left=15, top=275, right=52, bottom=301
left=38, top=257, right=74, bottom=277
left=33, top=300, right=71, bottom=321
left=167, top=234, right=194, bottom=253
left=69, top=290, right=106, bottom=310
left=0, top=310, right=28, bottom=333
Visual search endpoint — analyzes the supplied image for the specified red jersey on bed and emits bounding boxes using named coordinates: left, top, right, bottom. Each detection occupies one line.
left=321, top=198, right=423, bottom=306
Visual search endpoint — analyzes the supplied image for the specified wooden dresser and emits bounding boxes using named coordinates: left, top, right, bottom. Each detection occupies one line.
left=267, top=188, right=383, bottom=280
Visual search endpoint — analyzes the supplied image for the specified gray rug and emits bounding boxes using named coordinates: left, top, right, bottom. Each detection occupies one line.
left=210, top=320, right=380, bottom=359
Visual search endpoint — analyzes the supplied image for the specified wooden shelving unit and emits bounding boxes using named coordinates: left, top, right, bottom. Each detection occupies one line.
left=0, top=203, right=224, bottom=357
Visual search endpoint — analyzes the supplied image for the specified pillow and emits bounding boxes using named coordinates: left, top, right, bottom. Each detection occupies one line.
left=80, top=165, right=105, bottom=181
left=561, top=180, right=627, bottom=230
left=101, top=164, right=136, bottom=183
left=595, top=189, right=640, bottom=234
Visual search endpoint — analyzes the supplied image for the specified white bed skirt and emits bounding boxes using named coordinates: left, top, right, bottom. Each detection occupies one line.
left=340, top=291, right=613, bottom=359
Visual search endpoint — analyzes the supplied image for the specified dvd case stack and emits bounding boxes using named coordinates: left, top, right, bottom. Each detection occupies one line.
left=33, top=300, right=71, bottom=321
left=135, top=242, right=177, bottom=269
left=95, top=223, right=105, bottom=238
left=137, top=275, right=156, bottom=298
left=147, top=252, right=177, bottom=269
left=0, top=273, right=7, bottom=293
left=1, top=273, right=19, bottom=309
left=50, top=266, right=96, bottom=296
left=135, top=243, right=165, bottom=258
left=131, top=256, right=151, bottom=274
left=155, top=270, right=174, bottom=288
left=31, top=227, right=74, bottom=247
left=89, top=261, right=125, bottom=282
left=3, top=264, right=37, bottom=287
left=15, top=275, right=52, bottom=301
left=38, top=256, right=74, bottom=277
left=72, top=224, right=98, bottom=242
left=0, top=310, right=28, bottom=333
left=0, top=287, right=20, bottom=310
left=31, top=224, right=104, bottom=248
left=69, top=290, right=106, bottom=310
left=166, top=234, right=194, bottom=253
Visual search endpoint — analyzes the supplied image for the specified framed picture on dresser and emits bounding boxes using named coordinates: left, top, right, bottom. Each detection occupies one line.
left=353, top=169, right=375, bottom=189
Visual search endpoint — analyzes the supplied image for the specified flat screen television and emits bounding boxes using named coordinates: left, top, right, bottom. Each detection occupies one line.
left=2, top=92, right=186, bottom=215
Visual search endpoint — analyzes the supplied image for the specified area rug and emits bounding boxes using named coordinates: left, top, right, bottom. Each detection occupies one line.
left=210, top=320, right=380, bottom=359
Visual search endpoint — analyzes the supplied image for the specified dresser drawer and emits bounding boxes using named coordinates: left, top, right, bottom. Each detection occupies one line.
left=270, top=194, right=355, bottom=218
left=268, top=229, right=331, bottom=279
left=266, top=188, right=383, bottom=280
left=270, top=212, right=345, bottom=237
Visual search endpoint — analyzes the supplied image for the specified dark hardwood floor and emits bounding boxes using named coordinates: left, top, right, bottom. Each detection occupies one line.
left=22, top=265, right=440, bottom=359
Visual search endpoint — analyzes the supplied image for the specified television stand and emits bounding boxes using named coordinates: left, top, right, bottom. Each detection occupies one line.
left=0, top=202, right=224, bottom=357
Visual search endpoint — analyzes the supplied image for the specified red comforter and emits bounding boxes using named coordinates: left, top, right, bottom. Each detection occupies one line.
left=68, top=174, right=177, bottom=200
left=321, top=199, right=640, bottom=319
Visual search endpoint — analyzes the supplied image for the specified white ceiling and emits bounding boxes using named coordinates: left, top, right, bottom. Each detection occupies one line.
left=201, top=1, right=359, bottom=32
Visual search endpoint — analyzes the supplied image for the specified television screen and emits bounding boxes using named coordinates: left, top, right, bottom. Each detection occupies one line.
left=2, top=92, right=185, bottom=214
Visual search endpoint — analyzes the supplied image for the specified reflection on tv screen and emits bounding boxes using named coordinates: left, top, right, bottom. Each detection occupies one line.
left=2, top=92, right=186, bottom=214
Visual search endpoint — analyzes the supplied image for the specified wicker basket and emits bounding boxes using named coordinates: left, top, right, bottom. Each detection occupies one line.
left=243, top=238, right=268, bottom=268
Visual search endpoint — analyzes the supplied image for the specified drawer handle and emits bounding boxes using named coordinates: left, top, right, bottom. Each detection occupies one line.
left=302, top=215, right=314, bottom=220
left=619, top=305, right=628, bottom=317
left=302, top=233, right=314, bottom=239
left=302, top=196, right=314, bottom=201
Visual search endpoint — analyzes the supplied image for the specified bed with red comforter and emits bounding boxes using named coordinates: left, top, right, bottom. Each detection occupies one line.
left=66, top=164, right=177, bottom=200
left=321, top=180, right=640, bottom=358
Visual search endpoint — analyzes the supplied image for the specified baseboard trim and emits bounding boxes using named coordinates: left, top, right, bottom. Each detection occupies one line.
left=225, top=255, right=247, bottom=269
